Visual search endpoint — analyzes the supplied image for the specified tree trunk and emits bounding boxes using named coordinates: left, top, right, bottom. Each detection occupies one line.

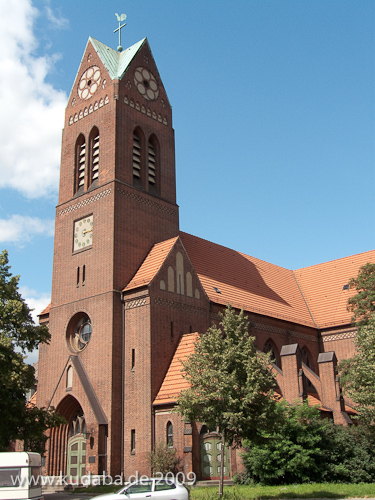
left=219, top=430, right=225, bottom=497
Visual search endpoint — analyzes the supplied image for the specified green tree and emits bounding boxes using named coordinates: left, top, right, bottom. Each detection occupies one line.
left=339, top=262, right=375, bottom=424
left=0, top=250, right=64, bottom=453
left=175, top=305, right=277, bottom=495
left=347, top=262, right=375, bottom=326
left=340, top=314, right=375, bottom=424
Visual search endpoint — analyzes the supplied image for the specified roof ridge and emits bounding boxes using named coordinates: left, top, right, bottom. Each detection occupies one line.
left=295, top=249, right=375, bottom=272
left=88, top=36, right=146, bottom=80
left=179, top=231, right=291, bottom=272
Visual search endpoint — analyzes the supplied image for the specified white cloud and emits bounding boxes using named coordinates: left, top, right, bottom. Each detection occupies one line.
left=0, top=215, right=54, bottom=244
left=0, top=0, right=67, bottom=199
left=45, top=6, right=69, bottom=30
left=19, top=286, right=51, bottom=324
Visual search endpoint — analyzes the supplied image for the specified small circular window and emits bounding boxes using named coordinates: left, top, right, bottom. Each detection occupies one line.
left=67, top=313, right=92, bottom=352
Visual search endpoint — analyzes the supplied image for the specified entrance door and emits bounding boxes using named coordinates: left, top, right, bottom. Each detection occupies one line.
left=67, top=435, right=86, bottom=483
left=200, top=434, right=230, bottom=480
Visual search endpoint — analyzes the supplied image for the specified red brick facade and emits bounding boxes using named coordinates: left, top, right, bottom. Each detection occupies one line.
left=36, top=35, right=374, bottom=482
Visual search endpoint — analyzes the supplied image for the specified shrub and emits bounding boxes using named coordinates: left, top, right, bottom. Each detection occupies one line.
left=239, top=401, right=375, bottom=485
left=147, top=441, right=182, bottom=475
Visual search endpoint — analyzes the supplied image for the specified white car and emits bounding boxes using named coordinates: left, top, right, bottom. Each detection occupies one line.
left=91, top=478, right=190, bottom=500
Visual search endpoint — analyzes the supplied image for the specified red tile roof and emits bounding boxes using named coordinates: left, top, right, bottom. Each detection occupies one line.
left=180, top=232, right=316, bottom=327
left=154, top=332, right=199, bottom=405
left=123, top=236, right=179, bottom=292
left=294, top=250, right=375, bottom=328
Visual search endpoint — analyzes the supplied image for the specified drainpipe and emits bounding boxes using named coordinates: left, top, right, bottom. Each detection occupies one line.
left=121, top=292, right=125, bottom=479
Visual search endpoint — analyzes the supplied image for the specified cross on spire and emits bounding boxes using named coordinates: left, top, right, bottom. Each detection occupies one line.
left=114, top=13, right=127, bottom=52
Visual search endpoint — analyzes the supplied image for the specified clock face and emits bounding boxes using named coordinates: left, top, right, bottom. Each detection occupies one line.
left=73, top=216, right=93, bottom=252
left=134, top=67, right=159, bottom=101
left=78, top=66, right=101, bottom=100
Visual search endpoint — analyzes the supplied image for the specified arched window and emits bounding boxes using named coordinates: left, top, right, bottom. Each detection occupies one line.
left=264, top=339, right=280, bottom=368
left=75, top=134, right=86, bottom=193
left=166, top=421, right=173, bottom=448
left=66, top=366, right=73, bottom=389
left=89, top=127, right=99, bottom=187
left=132, top=128, right=143, bottom=187
left=148, top=135, right=159, bottom=193
left=70, top=412, right=85, bottom=437
left=301, top=347, right=312, bottom=369
left=301, top=347, right=313, bottom=388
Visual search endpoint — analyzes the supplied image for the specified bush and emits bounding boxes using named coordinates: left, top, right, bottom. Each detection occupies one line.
left=239, top=401, right=375, bottom=485
left=147, top=441, right=182, bottom=475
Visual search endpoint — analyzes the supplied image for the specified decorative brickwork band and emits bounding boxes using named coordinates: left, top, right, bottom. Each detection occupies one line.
left=125, top=298, right=147, bottom=309
left=154, top=298, right=207, bottom=316
left=123, top=95, right=168, bottom=126
left=68, top=95, right=110, bottom=126
left=58, top=189, right=112, bottom=216
left=321, top=329, right=356, bottom=343
left=118, top=188, right=177, bottom=216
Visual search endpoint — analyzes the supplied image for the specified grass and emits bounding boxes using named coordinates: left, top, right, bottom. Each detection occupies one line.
left=73, top=482, right=375, bottom=498
left=191, top=483, right=375, bottom=499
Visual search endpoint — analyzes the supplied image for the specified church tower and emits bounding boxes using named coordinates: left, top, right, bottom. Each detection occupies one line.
left=37, top=34, right=179, bottom=478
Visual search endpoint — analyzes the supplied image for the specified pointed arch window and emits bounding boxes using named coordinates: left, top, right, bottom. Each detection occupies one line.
left=166, top=421, right=173, bottom=448
left=89, top=127, right=99, bottom=186
left=264, top=339, right=280, bottom=368
left=75, top=134, right=86, bottom=193
left=132, top=129, right=142, bottom=185
left=148, top=135, right=158, bottom=192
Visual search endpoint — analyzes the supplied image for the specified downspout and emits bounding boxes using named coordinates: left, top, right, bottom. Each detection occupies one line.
left=121, top=292, right=125, bottom=479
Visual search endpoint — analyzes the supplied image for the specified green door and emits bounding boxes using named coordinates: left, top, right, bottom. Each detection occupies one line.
left=67, top=435, right=86, bottom=483
left=200, top=434, right=230, bottom=480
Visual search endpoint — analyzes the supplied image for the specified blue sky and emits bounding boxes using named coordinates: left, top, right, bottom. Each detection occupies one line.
left=0, top=1, right=374, bottom=362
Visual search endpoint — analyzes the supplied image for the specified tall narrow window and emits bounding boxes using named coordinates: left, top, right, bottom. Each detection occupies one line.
left=166, top=422, right=173, bottom=448
left=132, top=129, right=142, bottom=184
left=131, top=429, right=135, bottom=454
left=75, top=134, right=86, bottom=193
left=76, top=267, right=80, bottom=287
left=66, top=366, right=73, bottom=389
left=82, top=265, right=86, bottom=285
left=90, top=127, right=99, bottom=186
left=131, top=348, right=135, bottom=371
left=148, top=135, right=159, bottom=193
left=148, top=140, right=156, bottom=186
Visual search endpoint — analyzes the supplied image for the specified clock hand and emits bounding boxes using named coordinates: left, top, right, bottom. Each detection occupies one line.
left=83, top=229, right=93, bottom=235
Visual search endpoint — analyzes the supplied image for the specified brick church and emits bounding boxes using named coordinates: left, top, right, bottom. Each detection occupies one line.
left=36, top=33, right=375, bottom=482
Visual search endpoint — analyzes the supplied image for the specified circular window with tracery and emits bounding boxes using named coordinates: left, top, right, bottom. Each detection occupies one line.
left=67, top=313, right=92, bottom=352
left=77, top=66, right=101, bottom=100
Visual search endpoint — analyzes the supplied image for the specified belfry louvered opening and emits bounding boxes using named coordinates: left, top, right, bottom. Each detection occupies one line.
left=91, top=127, right=99, bottom=184
left=132, top=130, right=142, bottom=181
left=75, top=134, right=86, bottom=193
left=148, top=141, right=156, bottom=185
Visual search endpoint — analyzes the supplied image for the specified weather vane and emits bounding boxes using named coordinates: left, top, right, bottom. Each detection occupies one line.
left=114, top=13, right=127, bottom=52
